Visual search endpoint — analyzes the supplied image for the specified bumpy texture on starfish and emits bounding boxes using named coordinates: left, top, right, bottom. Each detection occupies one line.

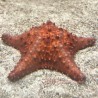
left=2, top=21, right=96, bottom=83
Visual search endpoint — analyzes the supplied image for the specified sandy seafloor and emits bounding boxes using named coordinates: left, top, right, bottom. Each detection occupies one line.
left=0, top=0, right=98, bottom=98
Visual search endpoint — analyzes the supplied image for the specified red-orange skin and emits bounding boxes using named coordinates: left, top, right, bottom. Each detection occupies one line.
left=2, top=21, right=96, bottom=83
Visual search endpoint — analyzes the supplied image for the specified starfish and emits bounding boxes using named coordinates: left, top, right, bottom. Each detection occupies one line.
left=2, top=21, right=95, bottom=83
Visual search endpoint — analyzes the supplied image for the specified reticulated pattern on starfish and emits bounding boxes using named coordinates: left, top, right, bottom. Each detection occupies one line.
left=2, top=21, right=96, bottom=83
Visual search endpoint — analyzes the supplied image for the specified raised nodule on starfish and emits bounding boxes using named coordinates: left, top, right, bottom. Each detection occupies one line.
left=2, top=21, right=96, bottom=83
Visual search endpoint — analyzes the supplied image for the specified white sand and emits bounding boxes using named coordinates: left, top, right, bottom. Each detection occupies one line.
left=0, top=0, right=98, bottom=98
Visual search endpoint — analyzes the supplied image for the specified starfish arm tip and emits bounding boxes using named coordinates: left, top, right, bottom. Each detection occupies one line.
left=2, top=34, right=11, bottom=44
left=8, top=70, right=28, bottom=82
left=76, top=37, right=96, bottom=50
left=8, top=73, right=17, bottom=82
left=88, top=37, right=96, bottom=46
left=2, top=33, right=19, bottom=47
left=77, top=74, right=86, bottom=84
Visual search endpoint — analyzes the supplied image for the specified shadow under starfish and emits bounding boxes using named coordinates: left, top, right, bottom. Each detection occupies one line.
left=1, top=21, right=96, bottom=84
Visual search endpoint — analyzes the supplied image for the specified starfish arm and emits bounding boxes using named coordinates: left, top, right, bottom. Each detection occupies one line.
left=56, top=56, right=86, bottom=84
left=2, top=29, right=38, bottom=54
left=8, top=54, right=38, bottom=81
left=76, top=37, right=96, bottom=50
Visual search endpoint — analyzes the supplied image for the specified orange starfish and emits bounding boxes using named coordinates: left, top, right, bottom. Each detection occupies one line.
left=2, top=21, right=96, bottom=83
